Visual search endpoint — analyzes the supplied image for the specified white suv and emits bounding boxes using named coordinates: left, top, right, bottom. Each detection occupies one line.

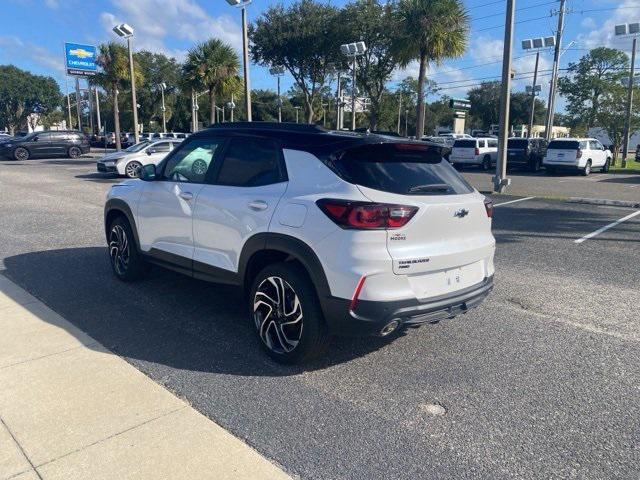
left=97, top=139, right=181, bottom=178
left=104, top=124, right=495, bottom=363
left=543, top=138, right=612, bottom=176
left=450, top=137, right=498, bottom=170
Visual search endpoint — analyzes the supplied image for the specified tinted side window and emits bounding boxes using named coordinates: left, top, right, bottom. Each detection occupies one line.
left=152, top=142, right=172, bottom=152
left=215, top=137, right=284, bottom=187
left=162, top=138, right=225, bottom=183
left=487, top=139, right=498, bottom=148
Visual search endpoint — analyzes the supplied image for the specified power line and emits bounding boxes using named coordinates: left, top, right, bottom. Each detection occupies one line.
left=473, top=1, right=556, bottom=22
left=472, top=13, right=553, bottom=32
left=467, top=0, right=505, bottom=11
left=428, top=52, right=538, bottom=78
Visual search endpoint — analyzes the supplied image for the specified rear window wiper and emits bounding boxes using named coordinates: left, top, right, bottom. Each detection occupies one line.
left=408, top=183, right=451, bottom=193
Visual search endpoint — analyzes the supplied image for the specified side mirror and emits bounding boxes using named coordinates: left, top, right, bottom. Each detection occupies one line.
left=139, top=164, right=157, bottom=181
left=146, top=148, right=156, bottom=155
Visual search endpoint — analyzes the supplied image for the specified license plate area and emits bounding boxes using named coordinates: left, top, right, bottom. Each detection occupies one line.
left=407, top=260, right=485, bottom=299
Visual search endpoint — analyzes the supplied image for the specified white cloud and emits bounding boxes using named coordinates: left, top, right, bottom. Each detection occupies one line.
left=578, top=0, right=640, bottom=52
left=99, top=0, right=242, bottom=62
left=0, top=35, right=65, bottom=75
left=581, top=17, right=596, bottom=30
left=44, top=0, right=59, bottom=9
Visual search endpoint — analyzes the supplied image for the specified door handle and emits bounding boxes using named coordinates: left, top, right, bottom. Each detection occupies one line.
left=178, top=191, right=193, bottom=201
left=248, top=200, right=268, bottom=211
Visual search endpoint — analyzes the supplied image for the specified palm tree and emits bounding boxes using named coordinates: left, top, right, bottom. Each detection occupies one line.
left=94, top=42, right=130, bottom=150
left=394, top=0, right=469, bottom=138
left=183, top=39, right=240, bottom=125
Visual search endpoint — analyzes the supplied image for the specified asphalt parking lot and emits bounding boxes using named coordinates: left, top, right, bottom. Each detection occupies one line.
left=1, top=155, right=639, bottom=479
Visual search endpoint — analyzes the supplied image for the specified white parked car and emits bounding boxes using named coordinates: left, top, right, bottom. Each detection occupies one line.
left=104, top=123, right=495, bottom=363
left=543, top=138, right=612, bottom=176
left=97, top=139, right=182, bottom=178
left=450, top=137, right=498, bottom=170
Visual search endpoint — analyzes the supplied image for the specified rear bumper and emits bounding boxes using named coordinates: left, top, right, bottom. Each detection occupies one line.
left=321, top=276, right=494, bottom=336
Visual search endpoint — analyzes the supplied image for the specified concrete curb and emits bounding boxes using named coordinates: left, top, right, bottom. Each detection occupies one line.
left=567, top=197, right=640, bottom=209
left=0, top=274, right=293, bottom=480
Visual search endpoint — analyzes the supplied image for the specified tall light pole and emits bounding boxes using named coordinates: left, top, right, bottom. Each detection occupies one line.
left=269, top=66, right=285, bottom=122
left=397, top=92, right=402, bottom=135
left=615, top=22, right=640, bottom=167
left=94, top=87, right=102, bottom=133
left=294, top=106, right=301, bottom=123
left=494, top=0, right=515, bottom=193
left=75, top=78, right=82, bottom=131
left=522, top=36, right=555, bottom=137
left=226, top=0, right=252, bottom=121
left=340, top=41, right=367, bottom=131
left=544, top=0, right=566, bottom=141
left=159, top=82, right=167, bottom=132
left=404, top=108, right=409, bottom=137
left=227, top=95, right=236, bottom=123
left=113, top=23, right=140, bottom=144
left=65, top=76, right=73, bottom=129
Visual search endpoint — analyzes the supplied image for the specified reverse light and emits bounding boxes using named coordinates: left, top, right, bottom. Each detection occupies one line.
left=316, top=199, right=418, bottom=230
left=484, top=199, right=494, bottom=218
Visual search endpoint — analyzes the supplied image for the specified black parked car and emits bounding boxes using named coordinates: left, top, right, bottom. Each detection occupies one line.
left=507, top=137, right=548, bottom=172
left=0, top=130, right=90, bottom=161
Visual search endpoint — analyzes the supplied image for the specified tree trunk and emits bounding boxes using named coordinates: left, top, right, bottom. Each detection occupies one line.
left=209, top=88, right=216, bottom=125
left=113, top=85, right=121, bottom=151
left=369, top=99, right=379, bottom=131
left=9, top=125, right=15, bottom=136
left=415, top=53, right=427, bottom=138
left=305, top=98, right=314, bottom=124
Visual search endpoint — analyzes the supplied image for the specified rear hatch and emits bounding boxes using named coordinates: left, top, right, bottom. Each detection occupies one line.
left=507, top=138, right=528, bottom=163
left=546, top=140, right=580, bottom=163
left=451, top=139, right=477, bottom=160
left=331, top=143, right=494, bottom=296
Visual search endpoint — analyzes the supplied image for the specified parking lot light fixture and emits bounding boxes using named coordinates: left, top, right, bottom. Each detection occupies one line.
left=159, top=83, right=167, bottom=133
left=340, top=41, right=367, bottom=131
left=113, top=23, right=140, bottom=144
left=226, top=0, right=252, bottom=122
left=269, top=66, right=286, bottom=122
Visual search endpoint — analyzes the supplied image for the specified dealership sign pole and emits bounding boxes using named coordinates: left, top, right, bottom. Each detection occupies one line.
left=64, top=42, right=97, bottom=132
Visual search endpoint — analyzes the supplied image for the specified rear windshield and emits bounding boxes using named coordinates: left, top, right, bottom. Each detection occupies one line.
left=328, top=143, right=474, bottom=196
left=548, top=140, right=579, bottom=150
left=508, top=139, right=528, bottom=148
left=453, top=139, right=476, bottom=148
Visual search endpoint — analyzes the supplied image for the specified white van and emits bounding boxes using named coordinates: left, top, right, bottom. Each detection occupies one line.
left=450, top=137, right=498, bottom=170
left=543, top=138, right=612, bottom=176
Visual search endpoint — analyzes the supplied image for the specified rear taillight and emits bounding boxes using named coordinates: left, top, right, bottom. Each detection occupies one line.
left=475, top=147, right=480, bottom=155
left=316, top=199, right=418, bottom=230
left=576, top=149, right=582, bottom=159
left=484, top=199, right=494, bottom=218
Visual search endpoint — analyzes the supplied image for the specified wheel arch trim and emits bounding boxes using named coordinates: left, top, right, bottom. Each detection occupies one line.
left=104, top=198, right=140, bottom=249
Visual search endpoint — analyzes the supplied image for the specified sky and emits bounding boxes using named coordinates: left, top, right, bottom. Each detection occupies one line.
left=1, top=0, right=639, bottom=113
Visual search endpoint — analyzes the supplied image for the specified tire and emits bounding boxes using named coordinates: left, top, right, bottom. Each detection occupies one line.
left=124, top=161, right=143, bottom=178
left=107, top=216, right=148, bottom=282
left=481, top=156, right=491, bottom=171
left=68, top=146, right=81, bottom=158
left=13, top=147, right=29, bottom=161
left=250, top=262, right=329, bottom=364
left=601, top=158, right=611, bottom=173
left=582, top=160, right=592, bottom=176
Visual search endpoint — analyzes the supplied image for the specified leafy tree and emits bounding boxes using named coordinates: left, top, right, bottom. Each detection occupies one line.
left=250, top=0, right=345, bottom=123
left=0, top=65, right=61, bottom=135
left=393, top=0, right=469, bottom=138
left=339, top=0, right=399, bottom=130
left=596, top=83, right=640, bottom=164
left=558, top=47, right=629, bottom=129
left=41, top=110, right=66, bottom=129
left=183, top=39, right=240, bottom=126
left=94, top=42, right=142, bottom=149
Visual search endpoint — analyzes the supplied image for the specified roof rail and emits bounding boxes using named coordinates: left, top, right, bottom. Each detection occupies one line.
left=206, top=122, right=327, bottom=133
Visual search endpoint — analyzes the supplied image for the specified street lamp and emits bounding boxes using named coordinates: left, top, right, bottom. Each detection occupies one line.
left=269, top=66, right=285, bottom=122
left=521, top=36, right=554, bottom=138
left=294, top=106, right=301, bottom=123
left=227, top=97, right=236, bottom=122
left=113, top=23, right=140, bottom=144
left=226, top=0, right=252, bottom=122
left=159, top=82, right=167, bottom=133
left=615, top=22, right=640, bottom=167
left=340, top=41, right=367, bottom=131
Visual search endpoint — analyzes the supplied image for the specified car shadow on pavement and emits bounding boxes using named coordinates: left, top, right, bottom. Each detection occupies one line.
left=599, top=175, right=640, bottom=185
left=42, top=159, right=97, bottom=166
left=2, top=247, right=398, bottom=376
left=75, top=173, right=122, bottom=184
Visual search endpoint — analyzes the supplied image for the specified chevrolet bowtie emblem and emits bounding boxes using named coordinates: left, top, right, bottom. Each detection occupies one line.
left=454, top=208, right=469, bottom=218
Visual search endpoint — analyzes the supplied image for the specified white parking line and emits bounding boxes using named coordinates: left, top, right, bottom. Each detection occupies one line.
left=574, top=209, right=640, bottom=244
left=493, top=196, right=535, bottom=207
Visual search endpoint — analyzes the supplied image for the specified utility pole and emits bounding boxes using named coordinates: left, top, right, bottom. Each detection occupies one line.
left=528, top=51, right=540, bottom=138
left=622, top=37, right=637, bottom=167
left=494, top=0, right=515, bottom=193
left=397, top=93, right=402, bottom=135
left=160, top=83, right=167, bottom=132
left=75, top=77, right=82, bottom=131
left=335, top=72, right=342, bottom=130
left=544, top=0, right=566, bottom=141
left=404, top=108, right=408, bottom=137
left=95, top=88, right=102, bottom=133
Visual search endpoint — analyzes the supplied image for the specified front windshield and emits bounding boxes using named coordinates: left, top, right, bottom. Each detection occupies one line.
left=125, top=141, right=150, bottom=153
